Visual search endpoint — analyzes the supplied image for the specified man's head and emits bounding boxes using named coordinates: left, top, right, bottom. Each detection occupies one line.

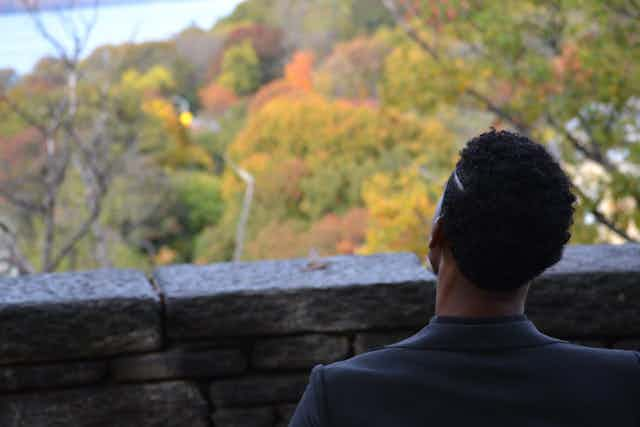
left=428, top=129, right=576, bottom=315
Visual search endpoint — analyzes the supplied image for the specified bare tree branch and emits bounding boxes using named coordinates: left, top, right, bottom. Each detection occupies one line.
left=0, top=219, right=35, bottom=274
left=545, top=113, right=608, bottom=166
left=569, top=176, right=639, bottom=243
left=20, top=0, right=73, bottom=66
left=382, top=0, right=441, bottom=60
left=44, top=195, right=103, bottom=272
left=591, top=209, right=639, bottom=243
left=3, top=0, right=121, bottom=273
left=0, top=186, right=44, bottom=213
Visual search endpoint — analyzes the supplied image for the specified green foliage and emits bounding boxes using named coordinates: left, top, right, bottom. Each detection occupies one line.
left=217, top=40, right=261, bottom=95
left=381, top=0, right=640, bottom=243
left=172, top=171, right=224, bottom=235
left=4, top=0, right=639, bottom=274
left=195, top=101, right=248, bottom=174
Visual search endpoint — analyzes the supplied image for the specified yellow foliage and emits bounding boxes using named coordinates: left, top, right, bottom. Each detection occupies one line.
left=142, top=98, right=176, bottom=123
left=142, top=98, right=212, bottom=170
left=218, top=92, right=456, bottom=260
left=360, top=165, right=446, bottom=259
left=121, top=65, right=175, bottom=96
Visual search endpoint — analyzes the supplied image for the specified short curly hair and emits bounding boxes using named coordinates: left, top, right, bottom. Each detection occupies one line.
left=440, top=129, right=576, bottom=291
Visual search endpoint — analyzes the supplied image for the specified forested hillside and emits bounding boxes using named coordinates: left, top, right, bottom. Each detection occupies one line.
left=1, top=0, right=638, bottom=274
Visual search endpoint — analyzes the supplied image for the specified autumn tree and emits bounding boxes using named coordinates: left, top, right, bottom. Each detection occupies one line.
left=195, top=93, right=456, bottom=262
left=198, top=83, right=238, bottom=116
left=382, top=0, right=640, bottom=243
left=360, top=162, right=446, bottom=258
left=316, top=35, right=391, bottom=100
left=284, top=51, right=315, bottom=92
left=248, top=50, right=315, bottom=113
left=0, top=3, right=213, bottom=273
left=216, top=40, right=262, bottom=96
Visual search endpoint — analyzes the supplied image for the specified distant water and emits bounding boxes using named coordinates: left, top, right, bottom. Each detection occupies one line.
left=0, top=0, right=243, bottom=75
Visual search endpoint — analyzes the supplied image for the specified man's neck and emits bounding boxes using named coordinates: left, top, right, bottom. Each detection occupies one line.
left=435, top=303, right=525, bottom=318
left=434, top=265, right=528, bottom=318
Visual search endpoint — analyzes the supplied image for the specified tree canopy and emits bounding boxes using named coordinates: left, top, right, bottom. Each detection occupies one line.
left=2, top=0, right=638, bottom=275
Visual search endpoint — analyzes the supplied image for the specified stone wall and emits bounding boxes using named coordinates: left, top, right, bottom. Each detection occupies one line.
left=0, top=244, right=639, bottom=427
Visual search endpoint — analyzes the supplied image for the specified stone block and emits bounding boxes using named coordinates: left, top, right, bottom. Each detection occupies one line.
left=275, top=404, right=298, bottom=427
left=0, top=381, right=209, bottom=427
left=354, top=330, right=416, bottom=354
left=111, top=349, right=247, bottom=382
left=0, top=269, right=162, bottom=364
left=212, top=406, right=274, bottom=427
left=210, top=374, right=308, bottom=407
left=0, top=360, right=106, bottom=393
left=527, top=244, right=640, bottom=337
left=156, top=253, right=435, bottom=340
left=252, top=334, right=349, bottom=370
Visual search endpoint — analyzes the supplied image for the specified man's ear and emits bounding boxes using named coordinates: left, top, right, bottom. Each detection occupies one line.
left=428, top=215, right=444, bottom=249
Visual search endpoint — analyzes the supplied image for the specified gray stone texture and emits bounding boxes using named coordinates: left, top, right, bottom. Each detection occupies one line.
left=252, top=334, right=350, bottom=370
left=276, top=404, right=298, bottom=427
left=0, top=269, right=162, bottom=365
left=210, top=374, right=309, bottom=407
left=111, top=348, right=247, bottom=382
left=212, top=406, right=275, bottom=427
left=0, top=381, right=209, bottom=427
left=0, top=360, right=106, bottom=393
left=527, top=244, right=640, bottom=337
left=0, top=243, right=638, bottom=426
left=155, top=253, right=435, bottom=340
left=354, top=330, right=416, bottom=354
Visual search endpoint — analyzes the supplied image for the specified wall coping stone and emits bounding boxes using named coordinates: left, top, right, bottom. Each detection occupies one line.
left=0, top=244, right=638, bottom=365
left=155, top=252, right=434, bottom=295
left=541, top=244, right=640, bottom=276
left=154, top=252, right=435, bottom=339
left=0, top=269, right=162, bottom=365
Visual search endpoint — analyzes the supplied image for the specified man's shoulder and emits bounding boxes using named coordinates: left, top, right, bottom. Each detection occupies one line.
left=319, top=341, right=640, bottom=382
left=544, top=341, right=640, bottom=366
left=319, top=345, right=411, bottom=381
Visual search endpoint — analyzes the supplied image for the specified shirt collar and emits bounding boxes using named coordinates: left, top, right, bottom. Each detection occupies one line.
left=386, top=315, right=564, bottom=351
left=431, top=314, right=528, bottom=324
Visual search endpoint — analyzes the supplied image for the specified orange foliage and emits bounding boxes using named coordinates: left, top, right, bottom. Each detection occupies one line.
left=308, top=208, right=368, bottom=255
left=248, top=79, right=303, bottom=113
left=245, top=220, right=308, bottom=260
left=245, top=208, right=368, bottom=260
left=552, top=43, right=591, bottom=88
left=198, top=83, right=238, bottom=115
left=284, top=51, right=315, bottom=91
left=248, top=51, right=315, bottom=113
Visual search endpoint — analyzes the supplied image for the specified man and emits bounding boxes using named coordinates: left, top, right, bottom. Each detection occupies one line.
left=289, top=129, right=639, bottom=426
